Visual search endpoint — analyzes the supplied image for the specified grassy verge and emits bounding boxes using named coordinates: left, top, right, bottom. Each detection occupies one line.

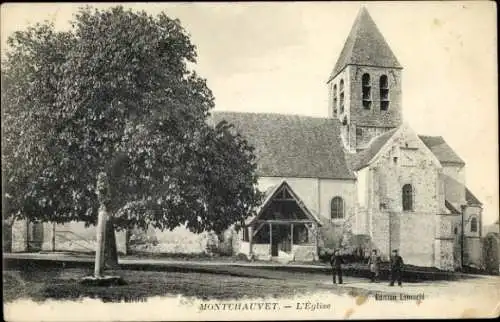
left=3, top=267, right=353, bottom=303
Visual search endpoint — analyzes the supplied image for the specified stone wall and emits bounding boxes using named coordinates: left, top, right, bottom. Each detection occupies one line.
left=369, top=211, right=390, bottom=260
left=434, top=239, right=455, bottom=271
left=329, top=65, right=403, bottom=152
left=347, top=65, right=403, bottom=128
left=41, top=223, right=53, bottom=251
left=328, top=68, right=352, bottom=151
left=355, top=125, right=395, bottom=150
left=464, top=237, right=482, bottom=267
left=346, top=65, right=403, bottom=152
left=250, top=243, right=271, bottom=261
left=400, top=213, right=436, bottom=267
left=237, top=241, right=318, bottom=262
left=10, top=220, right=127, bottom=254
left=462, top=205, right=482, bottom=267
left=464, top=205, right=482, bottom=238
left=328, top=68, right=350, bottom=121
left=11, top=220, right=28, bottom=252
left=365, top=126, right=445, bottom=266
left=433, top=213, right=458, bottom=270
left=292, top=245, right=318, bottom=261
left=129, top=226, right=212, bottom=254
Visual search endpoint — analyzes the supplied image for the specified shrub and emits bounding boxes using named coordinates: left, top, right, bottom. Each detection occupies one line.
left=318, top=247, right=334, bottom=263
left=318, top=224, right=342, bottom=249
left=235, top=253, right=251, bottom=261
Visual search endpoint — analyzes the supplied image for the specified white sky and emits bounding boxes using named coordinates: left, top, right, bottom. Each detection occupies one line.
left=1, top=2, right=498, bottom=225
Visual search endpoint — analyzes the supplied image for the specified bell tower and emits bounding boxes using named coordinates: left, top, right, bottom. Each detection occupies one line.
left=327, top=8, right=403, bottom=152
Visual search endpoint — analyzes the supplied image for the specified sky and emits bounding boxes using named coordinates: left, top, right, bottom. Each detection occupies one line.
left=1, top=2, right=498, bottom=225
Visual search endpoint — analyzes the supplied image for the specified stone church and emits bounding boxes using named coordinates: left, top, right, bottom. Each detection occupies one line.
left=7, top=8, right=483, bottom=271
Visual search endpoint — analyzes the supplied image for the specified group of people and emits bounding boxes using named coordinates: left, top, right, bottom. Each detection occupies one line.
left=329, top=249, right=404, bottom=286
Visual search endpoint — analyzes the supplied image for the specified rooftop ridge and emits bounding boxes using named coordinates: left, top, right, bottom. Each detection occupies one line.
left=211, top=110, right=338, bottom=121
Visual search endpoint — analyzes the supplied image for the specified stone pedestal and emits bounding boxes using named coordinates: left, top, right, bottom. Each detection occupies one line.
left=80, top=275, right=126, bottom=286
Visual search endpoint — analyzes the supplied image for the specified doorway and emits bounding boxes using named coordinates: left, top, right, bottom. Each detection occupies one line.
left=271, top=224, right=291, bottom=256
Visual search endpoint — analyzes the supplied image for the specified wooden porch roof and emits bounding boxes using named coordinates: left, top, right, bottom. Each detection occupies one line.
left=245, top=180, right=322, bottom=227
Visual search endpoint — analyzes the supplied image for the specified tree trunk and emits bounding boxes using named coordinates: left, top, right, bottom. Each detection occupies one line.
left=125, top=228, right=131, bottom=255
left=94, top=204, right=108, bottom=277
left=104, top=217, right=119, bottom=268
left=94, top=171, right=112, bottom=277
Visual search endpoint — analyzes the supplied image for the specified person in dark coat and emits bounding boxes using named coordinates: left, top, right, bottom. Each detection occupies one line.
left=330, top=249, right=344, bottom=284
left=367, top=249, right=381, bottom=282
left=389, top=249, right=404, bottom=286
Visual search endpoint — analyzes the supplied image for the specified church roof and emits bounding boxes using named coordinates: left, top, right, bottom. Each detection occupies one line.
left=466, top=188, right=482, bottom=206
left=418, top=136, right=465, bottom=166
left=328, top=7, right=402, bottom=82
left=347, top=127, right=399, bottom=171
left=209, top=111, right=355, bottom=180
left=445, top=200, right=461, bottom=214
left=246, top=180, right=322, bottom=226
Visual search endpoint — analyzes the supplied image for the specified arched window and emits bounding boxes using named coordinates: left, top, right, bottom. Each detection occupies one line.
left=362, top=73, right=371, bottom=109
left=339, top=79, right=345, bottom=114
left=470, top=217, right=478, bottom=233
left=402, top=184, right=413, bottom=211
left=331, top=196, right=344, bottom=219
left=380, top=75, right=389, bottom=111
left=333, top=84, right=338, bottom=116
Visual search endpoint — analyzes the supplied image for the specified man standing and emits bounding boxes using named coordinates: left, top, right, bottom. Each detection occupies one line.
left=330, top=249, right=344, bottom=285
left=389, top=249, right=404, bottom=286
left=367, top=249, right=381, bottom=282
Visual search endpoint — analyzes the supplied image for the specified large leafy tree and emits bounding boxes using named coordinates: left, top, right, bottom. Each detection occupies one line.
left=2, top=6, right=262, bottom=275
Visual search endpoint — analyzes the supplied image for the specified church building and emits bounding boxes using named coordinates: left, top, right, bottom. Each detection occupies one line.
left=8, top=8, right=483, bottom=271
left=209, top=7, right=483, bottom=270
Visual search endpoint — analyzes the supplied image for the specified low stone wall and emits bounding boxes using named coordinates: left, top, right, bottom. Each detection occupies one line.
left=11, top=220, right=28, bottom=252
left=292, top=245, right=318, bottom=261
left=237, top=241, right=318, bottom=262
left=10, top=219, right=230, bottom=256
left=10, top=220, right=127, bottom=254
left=128, top=226, right=213, bottom=255
left=252, top=244, right=271, bottom=260
left=239, top=241, right=250, bottom=256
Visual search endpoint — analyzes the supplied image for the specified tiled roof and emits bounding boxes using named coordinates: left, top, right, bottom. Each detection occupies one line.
left=466, top=188, right=482, bottom=206
left=445, top=200, right=461, bottom=214
left=247, top=180, right=322, bottom=226
left=345, top=129, right=467, bottom=174
left=328, top=7, right=402, bottom=81
left=209, top=111, right=355, bottom=180
left=244, top=183, right=279, bottom=225
left=347, top=127, right=399, bottom=170
left=418, top=136, right=465, bottom=165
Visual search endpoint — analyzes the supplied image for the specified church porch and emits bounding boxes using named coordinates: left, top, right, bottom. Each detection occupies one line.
left=238, top=180, right=321, bottom=262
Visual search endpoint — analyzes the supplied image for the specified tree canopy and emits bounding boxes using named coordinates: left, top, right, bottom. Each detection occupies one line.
left=2, top=5, right=262, bottom=235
